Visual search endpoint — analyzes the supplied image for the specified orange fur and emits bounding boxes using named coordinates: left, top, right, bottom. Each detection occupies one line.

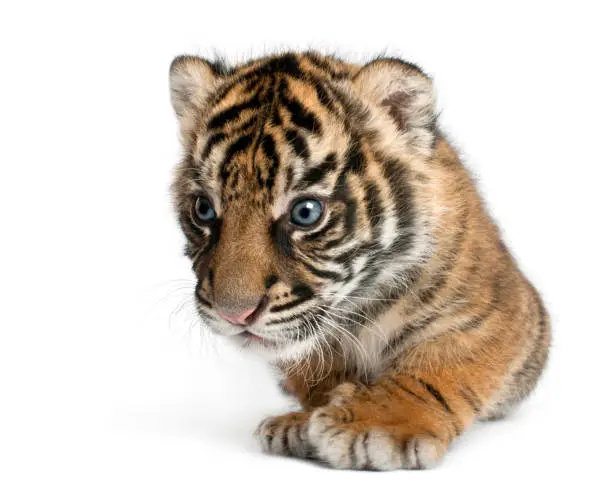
left=170, top=52, right=550, bottom=469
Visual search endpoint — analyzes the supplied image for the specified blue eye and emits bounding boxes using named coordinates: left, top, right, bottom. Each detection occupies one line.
left=290, top=199, right=324, bottom=227
left=194, top=196, right=216, bottom=223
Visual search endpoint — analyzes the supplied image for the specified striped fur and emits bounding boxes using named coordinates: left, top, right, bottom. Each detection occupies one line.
left=170, top=52, right=550, bottom=469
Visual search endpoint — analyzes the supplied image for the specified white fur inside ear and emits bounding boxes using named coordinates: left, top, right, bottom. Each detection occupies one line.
left=169, top=56, right=220, bottom=119
left=353, top=60, right=436, bottom=132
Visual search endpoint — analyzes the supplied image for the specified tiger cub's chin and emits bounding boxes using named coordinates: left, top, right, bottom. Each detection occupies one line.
left=226, top=329, right=318, bottom=362
left=170, top=51, right=550, bottom=470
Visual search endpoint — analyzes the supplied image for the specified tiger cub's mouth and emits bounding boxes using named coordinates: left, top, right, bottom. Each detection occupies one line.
left=236, top=330, right=279, bottom=347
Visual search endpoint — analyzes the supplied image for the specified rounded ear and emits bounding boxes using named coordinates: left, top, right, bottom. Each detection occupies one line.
left=352, top=58, right=436, bottom=133
left=169, top=55, right=221, bottom=132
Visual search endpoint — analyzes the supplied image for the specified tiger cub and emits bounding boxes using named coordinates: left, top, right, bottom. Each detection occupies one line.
left=169, top=52, right=550, bottom=470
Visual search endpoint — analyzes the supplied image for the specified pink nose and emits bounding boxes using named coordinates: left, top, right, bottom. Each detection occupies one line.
left=217, top=306, right=258, bottom=326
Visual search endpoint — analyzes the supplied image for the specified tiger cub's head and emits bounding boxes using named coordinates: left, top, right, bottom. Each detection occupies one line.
left=170, top=52, right=436, bottom=360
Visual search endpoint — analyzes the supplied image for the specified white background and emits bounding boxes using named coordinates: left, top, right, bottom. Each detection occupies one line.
left=1, top=1, right=611, bottom=488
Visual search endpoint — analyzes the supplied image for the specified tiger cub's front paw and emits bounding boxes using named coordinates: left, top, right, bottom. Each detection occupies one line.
left=307, top=405, right=446, bottom=470
left=255, top=411, right=313, bottom=459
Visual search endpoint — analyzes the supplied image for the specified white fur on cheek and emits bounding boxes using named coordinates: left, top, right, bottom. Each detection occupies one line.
left=380, top=209, right=397, bottom=250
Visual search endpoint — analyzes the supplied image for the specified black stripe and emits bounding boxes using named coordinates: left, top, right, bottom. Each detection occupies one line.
left=269, top=284, right=314, bottom=315
left=459, top=387, right=481, bottom=414
left=271, top=107, right=282, bottom=126
left=424, top=429, right=440, bottom=440
left=345, top=141, right=366, bottom=174
left=364, top=181, right=384, bottom=230
left=195, top=289, right=212, bottom=308
left=418, top=210, right=468, bottom=305
left=184, top=244, right=196, bottom=259
left=382, top=311, right=441, bottom=356
left=328, top=169, right=357, bottom=243
left=286, top=99, right=321, bottom=134
left=271, top=219, right=293, bottom=257
left=362, top=432, right=371, bottom=470
left=291, top=283, right=314, bottom=298
left=310, top=79, right=343, bottom=120
left=321, top=236, right=349, bottom=251
left=321, top=246, right=359, bottom=264
left=343, top=407, right=355, bottom=423
left=179, top=214, right=204, bottom=239
left=379, top=158, right=414, bottom=253
left=325, top=427, right=345, bottom=439
left=207, top=91, right=262, bottom=130
left=269, top=296, right=312, bottom=313
left=285, top=129, right=310, bottom=160
left=244, top=76, right=262, bottom=92
left=417, top=276, right=447, bottom=305
left=457, top=278, right=501, bottom=332
left=343, top=272, right=419, bottom=345
left=255, top=164, right=267, bottom=188
left=344, top=199, right=357, bottom=235
left=325, top=82, right=367, bottom=132
left=281, top=425, right=290, bottom=454
left=284, top=166, right=294, bottom=193
left=402, top=439, right=412, bottom=468
left=201, top=132, right=226, bottom=161
left=195, top=308, right=215, bottom=321
left=279, top=80, right=322, bottom=134
left=199, top=229, right=217, bottom=255
left=313, top=81, right=333, bottom=109
left=264, top=53, right=304, bottom=78
left=304, top=52, right=349, bottom=79
left=295, top=153, right=337, bottom=190
left=265, top=275, right=278, bottom=289
left=305, top=214, right=341, bottom=242
left=414, top=438, right=423, bottom=470
left=349, top=434, right=358, bottom=468
left=385, top=377, right=429, bottom=405
left=415, top=378, right=454, bottom=414
left=219, top=134, right=253, bottom=182
left=201, top=115, right=259, bottom=162
left=266, top=312, right=306, bottom=325
left=450, top=420, right=462, bottom=438
left=456, top=315, right=487, bottom=332
left=332, top=168, right=349, bottom=198
left=513, top=289, right=549, bottom=384
left=261, top=133, right=279, bottom=191
left=212, top=54, right=303, bottom=103
left=301, top=260, right=343, bottom=281
left=231, top=112, right=260, bottom=133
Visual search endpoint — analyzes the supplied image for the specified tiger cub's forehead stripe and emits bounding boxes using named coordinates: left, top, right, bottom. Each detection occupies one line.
left=277, top=78, right=322, bottom=135
left=293, top=153, right=338, bottom=191
left=259, top=133, right=280, bottom=192
left=284, top=129, right=310, bottom=160
left=207, top=88, right=264, bottom=130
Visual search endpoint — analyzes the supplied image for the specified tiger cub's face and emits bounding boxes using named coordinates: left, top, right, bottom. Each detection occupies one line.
left=170, top=53, right=436, bottom=360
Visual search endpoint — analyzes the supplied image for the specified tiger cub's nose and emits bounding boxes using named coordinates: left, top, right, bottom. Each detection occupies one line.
left=217, top=306, right=258, bottom=326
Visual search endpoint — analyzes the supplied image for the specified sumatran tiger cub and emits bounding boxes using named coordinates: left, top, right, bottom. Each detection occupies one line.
left=169, top=52, right=550, bottom=470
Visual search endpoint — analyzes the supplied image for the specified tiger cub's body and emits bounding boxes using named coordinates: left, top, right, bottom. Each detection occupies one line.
left=169, top=52, right=550, bottom=469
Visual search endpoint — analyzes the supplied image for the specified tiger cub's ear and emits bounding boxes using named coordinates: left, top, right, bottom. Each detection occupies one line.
left=352, top=58, right=436, bottom=149
left=169, top=56, right=222, bottom=135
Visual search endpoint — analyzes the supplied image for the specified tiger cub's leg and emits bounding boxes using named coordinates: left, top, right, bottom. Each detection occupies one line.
left=305, top=375, right=482, bottom=470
